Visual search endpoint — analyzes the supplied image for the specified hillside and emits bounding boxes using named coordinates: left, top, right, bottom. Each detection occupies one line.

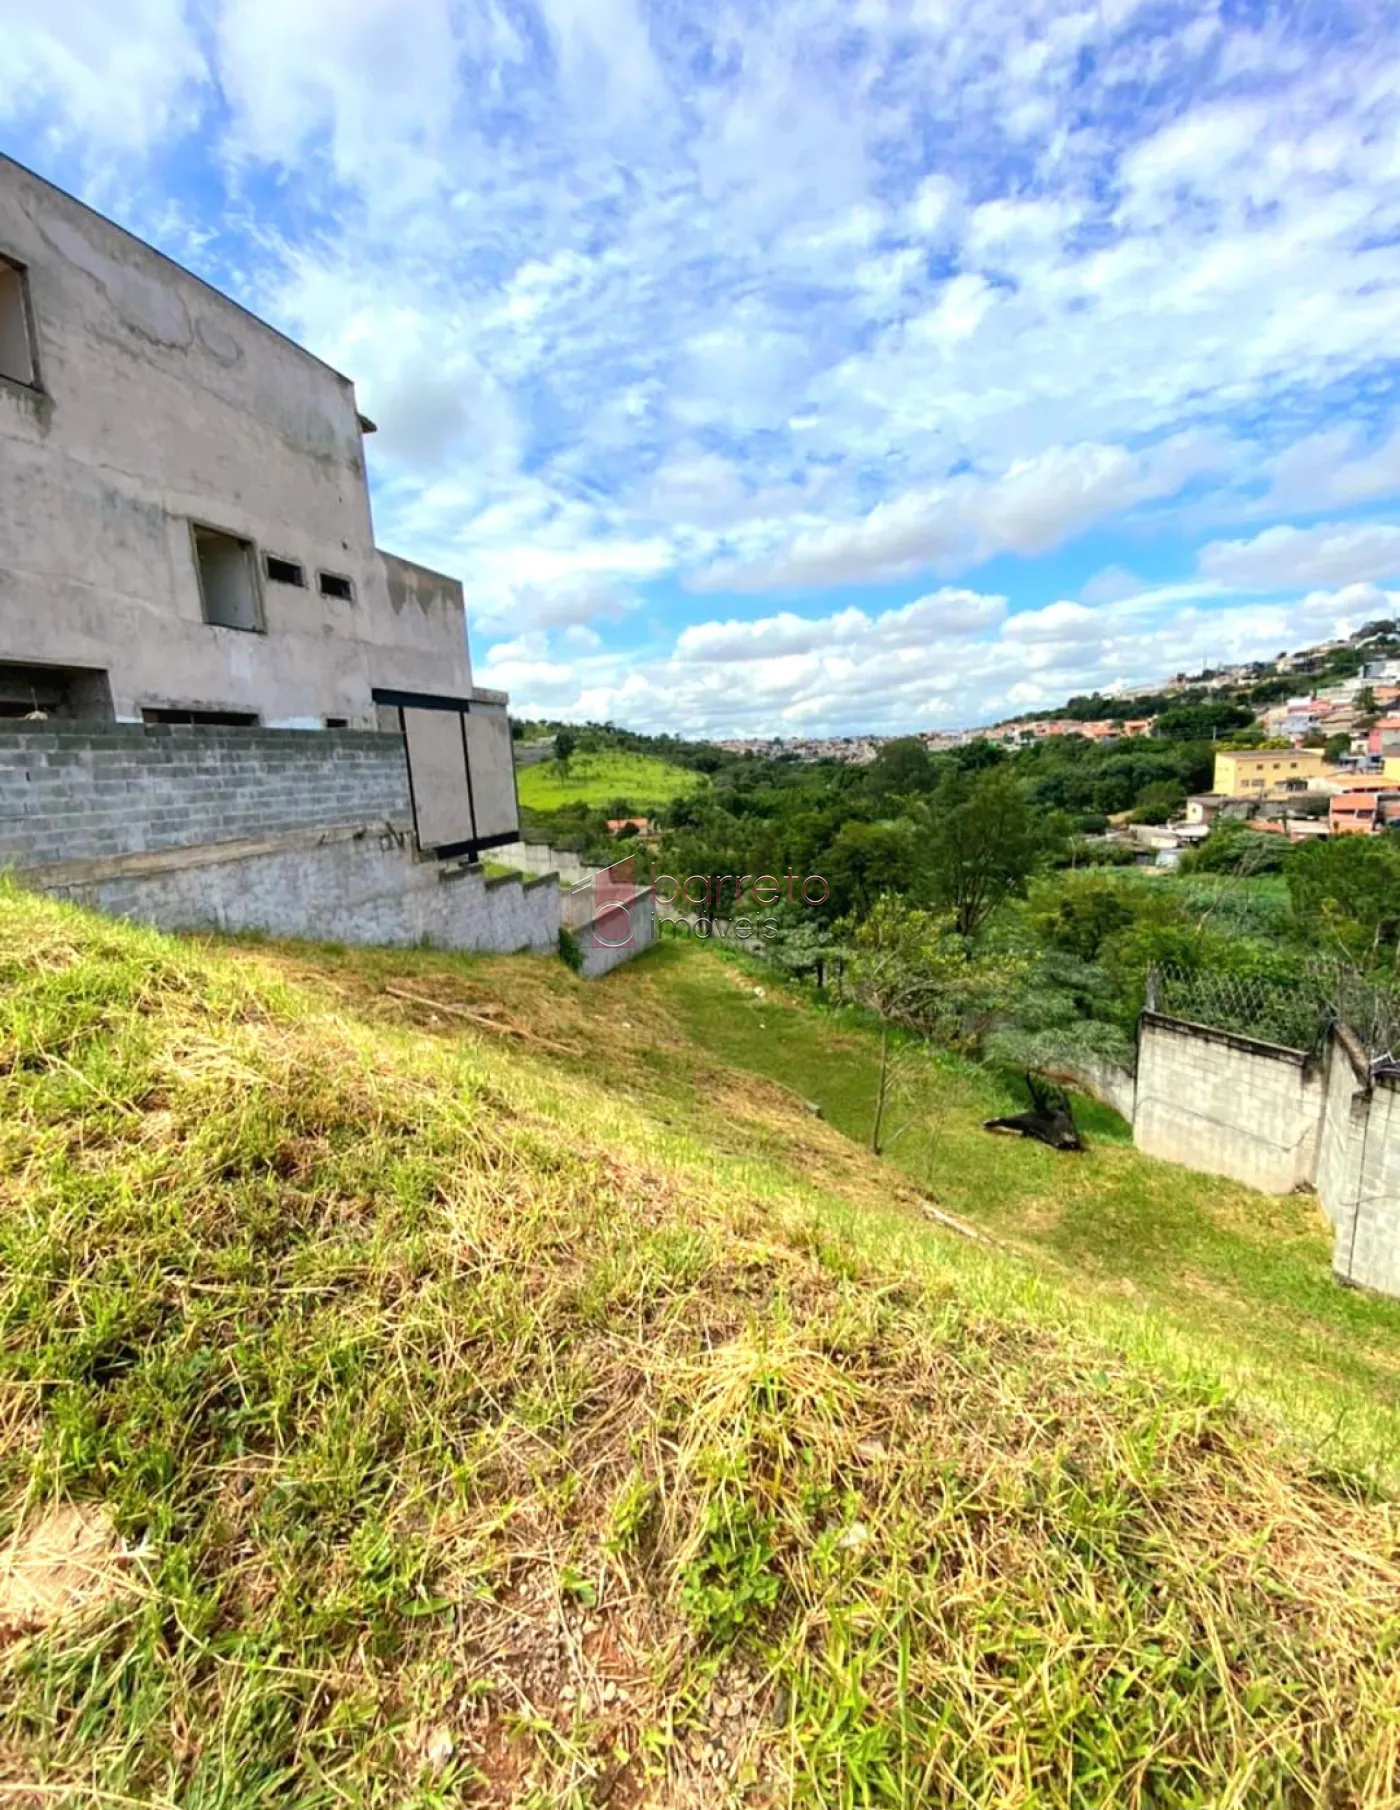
left=2, top=886, right=1399, bottom=1806
left=516, top=749, right=707, bottom=813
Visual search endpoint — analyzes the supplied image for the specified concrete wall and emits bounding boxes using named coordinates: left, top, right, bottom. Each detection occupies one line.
left=498, top=840, right=601, bottom=885
left=577, top=887, right=657, bottom=980
left=0, top=156, right=472, bottom=726
left=0, top=723, right=410, bottom=867
left=1316, top=1027, right=1371, bottom=1231
left=26, top=824, right=559, bottom=956
left=1132, top=1011, right=1400, bottom=1300
left=1133, top=1012, right=1323, bottom=1194
left=1318, top=1030, right=1400, bottom=1297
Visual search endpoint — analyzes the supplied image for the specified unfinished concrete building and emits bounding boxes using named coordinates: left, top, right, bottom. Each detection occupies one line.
left=0, top=155, right=560, bottom=952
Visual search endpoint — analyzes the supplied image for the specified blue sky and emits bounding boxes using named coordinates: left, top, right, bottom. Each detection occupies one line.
left=5, top=0, right=1400, bottom=736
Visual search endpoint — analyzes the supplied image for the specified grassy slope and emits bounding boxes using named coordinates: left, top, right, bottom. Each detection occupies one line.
left=649, top=941, right=1400, bottom=1461
left=517, top=750, right=707, bottom=813
left=2, top=887, right=1399, bottom=1806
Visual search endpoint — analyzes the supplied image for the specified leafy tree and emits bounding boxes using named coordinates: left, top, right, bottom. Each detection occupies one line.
left=1154, top=701, right=1255, bottom=742
left=1179, top=819, right=1288, bottom=877
left=554, top=727, right=577, bottom=773
left=923, top=767, right=1049, bottom=937
left=1027, top=875, right=1135, bottom=961
left=822, top=820, right=921, bottom=920
left=864, top=736, right=934, bottom=802
left=849, top=896, right=1025, bottom=1151
left=1129, top=779, right=1187, bottom=825
left=1286, top=837, right=1400, bottom=968
left=1324, top=733, right=1353, bottom=762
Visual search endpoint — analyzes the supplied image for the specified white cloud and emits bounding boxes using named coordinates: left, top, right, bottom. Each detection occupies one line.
left=699, top=439, right=1217, bottom=591
left=0, top=0, right=207, bottom=152
left=10, top=0, right=1400, bottom=741
left=676, top=588, right=1006, bottom=660
left=1198, top=522, right=1400, bottom=589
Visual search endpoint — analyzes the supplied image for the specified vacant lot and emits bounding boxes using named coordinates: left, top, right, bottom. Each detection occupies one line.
left=3, top=887, right=1398, bottom=1805
left=517, top=749, right=708, bottom=812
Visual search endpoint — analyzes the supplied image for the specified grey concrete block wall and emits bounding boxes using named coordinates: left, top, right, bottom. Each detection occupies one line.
left=0, top=723, right=411, bottom=866
left=1325, top=1055, right=1400, bottom=1298
left=35, top=828, right=559, bottom=956
left=1132, top=1013, right=1324, bottom=1195
left=1134, top=1011, right=1400, bottom=1301
left=1316, top=1029, right=1371, bottom=1232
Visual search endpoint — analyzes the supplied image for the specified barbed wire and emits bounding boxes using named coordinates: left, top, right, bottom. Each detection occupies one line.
left=1148, top=961, right=1400, bottom=1071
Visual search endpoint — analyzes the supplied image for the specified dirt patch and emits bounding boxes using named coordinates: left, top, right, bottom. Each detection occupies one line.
left=0, top=1503, right=134, bottom=1639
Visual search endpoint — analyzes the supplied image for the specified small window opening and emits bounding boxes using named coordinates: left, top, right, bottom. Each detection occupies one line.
left=141, top=707, right=259, bottom=726
left=193, top=525, right=262, bottom=631
left=324, top=716, right=349, bottom=729
left=265, top=554, right=306, bottom=587
left=318, top=571, right=354, bottom=602
left=0, top=258, right=38, bottom=388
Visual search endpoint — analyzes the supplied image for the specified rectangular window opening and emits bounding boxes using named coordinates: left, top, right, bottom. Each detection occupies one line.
left=324, top=716, right=349, bottom=729
left=141, top=707, right=260, bottom=726
left=265, top=554, right=306, bottom=587
left=318, top=571, right=354, bottom=602
left=193, top=524, right=262, bottom=631
left=0, top=257, right=38, bottom=389
left=0, top=661, right=112, bottom=720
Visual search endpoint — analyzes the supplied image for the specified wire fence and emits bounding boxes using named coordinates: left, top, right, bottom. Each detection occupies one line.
left=1148, top=961, right=1400, bottom=1073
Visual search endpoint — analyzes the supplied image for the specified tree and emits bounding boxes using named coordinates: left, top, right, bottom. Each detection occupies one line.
left=924, top=767, right=1047, bottom=937
left=1154, top=701, right=1255, bottom=741
left=822, top=819, right=920, bottom=920
left=1129, top=779, right=1187, bottom=825
left=554, top=727, right=577, bottom=774
left=865, top=736, right=934, bottom=802
left=849, top=896, right=1025, bottom=1152
left=1286, top=837, right=1400, bottom=969
left=1324, top=733, right=1353, bottom=762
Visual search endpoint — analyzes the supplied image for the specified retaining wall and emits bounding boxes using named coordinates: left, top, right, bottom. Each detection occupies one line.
left=1132, top=1012, right=1323, bottom=1194
left=28, top=823, right=559, bottom=955
left=496, top=839, right=600, bottom=886
left=1132, top=1011, right=1400, bottom=1300
left=577, top=888, right=658, bottom=980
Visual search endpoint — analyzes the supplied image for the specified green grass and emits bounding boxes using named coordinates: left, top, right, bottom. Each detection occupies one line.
left=2, top=884, right=1399, bottom=1806
left=516, top=749, right=707, bottom=812
left=648, top=938, right=1400, bottom=1463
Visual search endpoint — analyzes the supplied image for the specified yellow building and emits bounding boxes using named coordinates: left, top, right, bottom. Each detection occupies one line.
left=1386, top=755, right=1400, bottom=782
left=1212, top=749, right=1330, bottom=797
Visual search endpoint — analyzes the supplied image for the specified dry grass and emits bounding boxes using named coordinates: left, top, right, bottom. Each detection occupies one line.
left=1, top=884, right=1399, bottom=1805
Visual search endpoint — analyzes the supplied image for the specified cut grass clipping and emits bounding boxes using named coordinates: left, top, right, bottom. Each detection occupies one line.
left=1, top=883, right=1398, bottom=1806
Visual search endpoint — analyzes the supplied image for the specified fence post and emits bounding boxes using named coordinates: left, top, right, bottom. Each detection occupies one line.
left=1145, top=966, right=1159, bottom=1014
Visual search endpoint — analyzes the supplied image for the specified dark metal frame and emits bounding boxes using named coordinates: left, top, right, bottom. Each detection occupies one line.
left=372, top=686, right=520, bottom=862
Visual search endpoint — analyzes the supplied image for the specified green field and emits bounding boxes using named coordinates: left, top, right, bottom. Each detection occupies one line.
left=516, top=748, right=707, bottom=812
left=3, top=886, right=1399, bottom=1805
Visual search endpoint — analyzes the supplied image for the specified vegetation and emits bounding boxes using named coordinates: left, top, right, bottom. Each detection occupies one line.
left=517, top=748, right=707, bottom=814
left=3, top=887, right=1400, bottom=1806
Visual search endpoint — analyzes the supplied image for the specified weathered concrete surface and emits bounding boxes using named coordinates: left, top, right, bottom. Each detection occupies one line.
left=0, top=156, right=473, bottom=726
left=26, top=824, right=560, bottom=956
left=577, top=887, right=657, bottom=979
left=1133, top=1011, right=1400, bottom=1301
left=1133, top=1012, right=1323, bottom=1195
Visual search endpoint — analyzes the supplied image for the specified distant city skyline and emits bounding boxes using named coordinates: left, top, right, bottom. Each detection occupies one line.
left=5, top=1, right=1400, bottom=736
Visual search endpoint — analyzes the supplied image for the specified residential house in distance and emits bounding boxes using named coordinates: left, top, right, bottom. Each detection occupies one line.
left=0, top=156, right=638, bottom=965
left=1212, top=748, right=1330, bottom=798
